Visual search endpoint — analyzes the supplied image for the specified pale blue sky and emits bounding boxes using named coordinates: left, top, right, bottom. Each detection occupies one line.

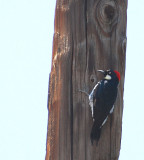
left=0, top=0, right=144, bottom=160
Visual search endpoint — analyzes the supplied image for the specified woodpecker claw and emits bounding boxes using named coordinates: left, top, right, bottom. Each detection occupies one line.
left=79, top=89, right=89, bottom=96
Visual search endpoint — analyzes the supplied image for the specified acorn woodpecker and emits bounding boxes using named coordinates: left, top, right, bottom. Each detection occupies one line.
left=80, top=69, right=120, bottom=144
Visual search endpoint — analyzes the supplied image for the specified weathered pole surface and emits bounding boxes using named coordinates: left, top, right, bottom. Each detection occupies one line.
left=45, top=0, right=127, bottom=160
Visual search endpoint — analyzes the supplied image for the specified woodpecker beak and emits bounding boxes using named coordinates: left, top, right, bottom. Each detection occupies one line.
left=97, top=70, right=105, bottom=73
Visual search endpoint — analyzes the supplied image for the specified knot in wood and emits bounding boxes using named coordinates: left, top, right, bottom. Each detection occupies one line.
left=104, top=5, right=115, bottom=20
left=95, top=0, right=119, bottom=35
left=90, top=75, right=97, bottom=83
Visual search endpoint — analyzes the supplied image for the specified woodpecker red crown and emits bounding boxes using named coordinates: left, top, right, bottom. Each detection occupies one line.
left=114, top=70, right=120, bottom=81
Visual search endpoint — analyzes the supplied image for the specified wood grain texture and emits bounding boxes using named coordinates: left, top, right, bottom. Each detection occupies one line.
left=45, top=0, right=127, bottom=159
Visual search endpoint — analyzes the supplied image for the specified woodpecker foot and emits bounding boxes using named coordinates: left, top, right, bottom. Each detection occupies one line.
left=79, top=89, right=89, bottom=96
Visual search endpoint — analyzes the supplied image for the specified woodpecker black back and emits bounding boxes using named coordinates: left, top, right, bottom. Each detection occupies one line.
left=89, top=69, right=120, bottom=145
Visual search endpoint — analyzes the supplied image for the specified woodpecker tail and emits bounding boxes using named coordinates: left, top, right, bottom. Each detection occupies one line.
left=90, top=122, right=101, bottom=145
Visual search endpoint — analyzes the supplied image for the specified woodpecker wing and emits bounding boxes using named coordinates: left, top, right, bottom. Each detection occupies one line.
left=90, top=70, right=119, bottom=143
left=92, top=81, right=107, bottom=127
left=93, top=80, right=118, bottom=128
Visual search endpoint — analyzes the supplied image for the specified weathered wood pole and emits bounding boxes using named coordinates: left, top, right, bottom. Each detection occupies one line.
left=45, top=0, right=127, bottom=160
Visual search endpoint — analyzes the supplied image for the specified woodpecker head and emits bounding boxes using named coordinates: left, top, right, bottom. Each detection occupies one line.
left=97, top=69, right=120, bottom=82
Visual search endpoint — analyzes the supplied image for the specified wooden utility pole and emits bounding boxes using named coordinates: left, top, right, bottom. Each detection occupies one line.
left=45, top=0, right=127, bottom=160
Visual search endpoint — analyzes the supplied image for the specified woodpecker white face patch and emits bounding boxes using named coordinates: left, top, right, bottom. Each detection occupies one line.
left=104, top=74, right=111, bottom=80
